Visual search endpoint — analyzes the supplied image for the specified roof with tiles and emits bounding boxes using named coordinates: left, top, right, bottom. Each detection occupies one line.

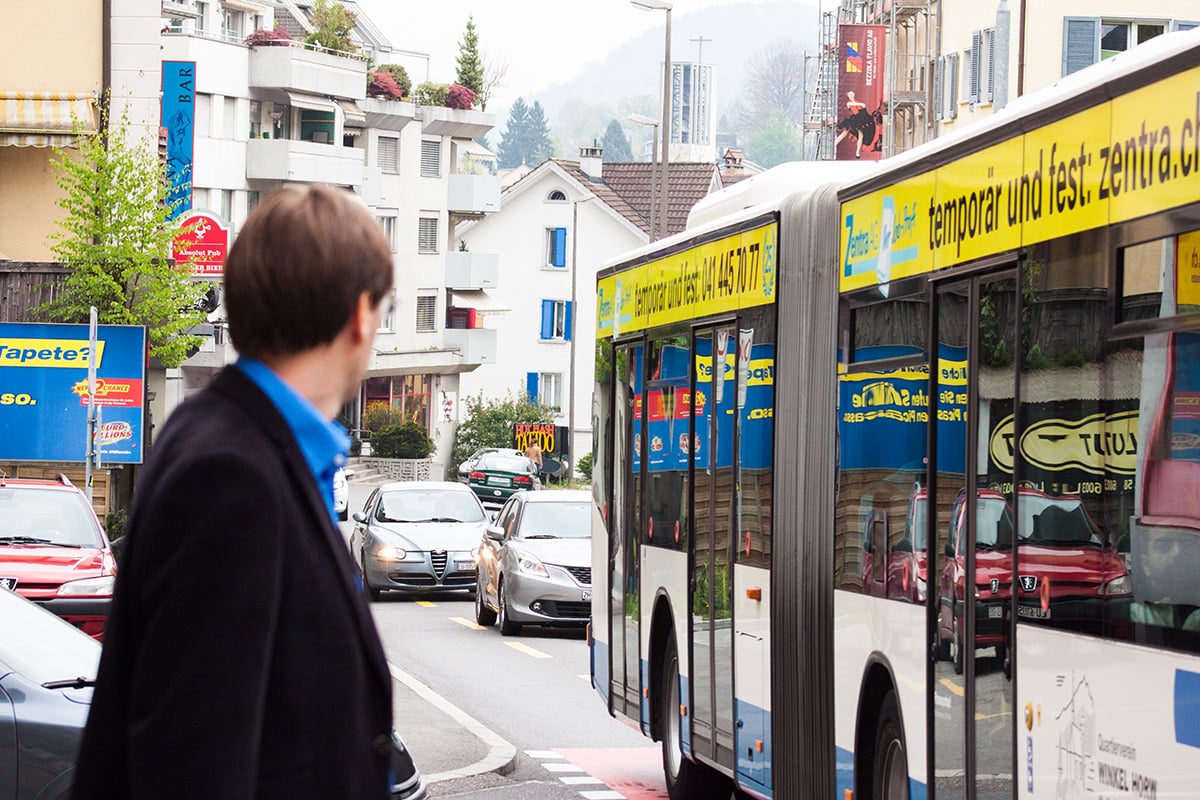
left=544, top=159, right=720, bottom=237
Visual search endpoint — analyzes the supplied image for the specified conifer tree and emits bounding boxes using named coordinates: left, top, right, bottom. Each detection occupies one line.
left=454, top=16, right=484, bottom=97
left=526, top=100, right=555, bottom=164
left=601, top=119, right=634, bottom=162
left=497, top=97, right=530, bottom=168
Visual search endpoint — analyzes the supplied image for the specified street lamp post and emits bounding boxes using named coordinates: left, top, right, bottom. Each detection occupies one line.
left=632, top=0, right=671, bottom=241
left=626, top=114, right=659, bottom=242
left=568, top=195, right=597, bottom=488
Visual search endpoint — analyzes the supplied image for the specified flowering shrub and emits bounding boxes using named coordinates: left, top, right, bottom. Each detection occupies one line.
left=367, top=71, right=404, bottom=100
left=412, top=82, right=449, bottom=107
left=445, top=84, right=476, bottom=110
left=244, top=28, right=292, bottom=46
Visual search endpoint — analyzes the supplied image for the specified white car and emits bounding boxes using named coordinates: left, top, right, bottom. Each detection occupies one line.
left=333, top=467, right=354, bottom=521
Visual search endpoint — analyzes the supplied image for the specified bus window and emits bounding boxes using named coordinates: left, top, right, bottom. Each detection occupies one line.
left=736, top=305, right=775, bottom=569
left=1120, top=227, right=1200, bottom=323
left=645, top=333, right=690, bottom=551
left=835, top=290, right=930, bottom=602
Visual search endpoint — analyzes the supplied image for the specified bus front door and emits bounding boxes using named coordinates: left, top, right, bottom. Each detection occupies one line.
left=931, top=273, right=1016, bottom=800
left=612, top=342, right=643, bottom=720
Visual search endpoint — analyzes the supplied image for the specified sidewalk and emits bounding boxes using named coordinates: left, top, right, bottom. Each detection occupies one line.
left=390, top=662, right=517, bottom=784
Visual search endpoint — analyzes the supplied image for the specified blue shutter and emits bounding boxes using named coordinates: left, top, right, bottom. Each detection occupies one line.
left=564, top=301, right=573, bottom=341
left=527, top=372, right=539, bottom=403
left=540, top=299, right=554, bottom=340
left=552, top=227, right=567, bottom=267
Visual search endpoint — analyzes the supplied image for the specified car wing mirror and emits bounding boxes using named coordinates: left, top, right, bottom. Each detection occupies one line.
left=486, top=525, right=504, bottom=542
left=352, top=511, right=367, bottom=524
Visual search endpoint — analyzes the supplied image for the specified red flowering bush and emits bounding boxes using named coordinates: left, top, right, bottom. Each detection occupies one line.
left=445, top=84, right=476, bottom=110
left=244, top=28, right=292, bottom=46
left=368, top=71, right=404, bottom=100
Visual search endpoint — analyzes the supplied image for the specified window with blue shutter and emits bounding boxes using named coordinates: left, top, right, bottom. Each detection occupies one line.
left=527, top=372, right=539, bottom=402
left=539, top=299, right=572, bottom=340
left=546, top=227, right=567, bottom=267
left=564, top=301, right=573, bottom=341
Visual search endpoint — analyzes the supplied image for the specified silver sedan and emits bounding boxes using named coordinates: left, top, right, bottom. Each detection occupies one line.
left=351, top=481, right=489, bottom=600
left=474, top=489, right=592, bottom=635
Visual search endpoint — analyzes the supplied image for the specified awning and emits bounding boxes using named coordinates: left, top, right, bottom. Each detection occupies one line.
left=285, top=91, right=335, bottom=113
left=455, top=138, right=495, bottom=159
left=220, top=0, right=269, bottom=13
left=450, top=289, right=510, bottom=314
left=0, top=92, right=97, bottom=147
left=337, top=99, right=366, bottom=127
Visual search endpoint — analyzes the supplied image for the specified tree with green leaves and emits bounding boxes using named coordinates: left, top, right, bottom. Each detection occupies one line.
left=455, top=16, right=484, bottom=97
left=43, top=98, right=207, bottom=367
left=304, top=0, right=357, bottom=54
left=450, top=391, right=554, bottom=477
left=376, top=63, right=411, bottom=97
left=601, top=119, right=633, bottom=162
left=746, top=108, right=800, bottom=168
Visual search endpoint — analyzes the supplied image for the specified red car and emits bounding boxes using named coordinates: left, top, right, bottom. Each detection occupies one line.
left=0, top=474, right=116, bottom=639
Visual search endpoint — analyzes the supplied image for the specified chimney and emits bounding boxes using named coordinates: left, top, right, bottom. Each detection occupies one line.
left=579, top=140, right=603, bottom=180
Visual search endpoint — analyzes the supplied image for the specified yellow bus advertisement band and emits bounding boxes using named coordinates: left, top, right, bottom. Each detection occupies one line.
left=597, top=223, right=778, bottom=338
left=840, top=64, right=1200, bottom=292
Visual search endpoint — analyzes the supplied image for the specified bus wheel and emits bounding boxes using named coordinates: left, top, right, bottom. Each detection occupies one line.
left=872, top=691, right=908, bottom=800
left=661, top=640, right=731, bottom=800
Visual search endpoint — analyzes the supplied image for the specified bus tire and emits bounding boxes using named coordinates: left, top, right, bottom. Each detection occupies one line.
left=661, top=639, right=731, bottom=800
left=872, top=691, right=908, bottom=800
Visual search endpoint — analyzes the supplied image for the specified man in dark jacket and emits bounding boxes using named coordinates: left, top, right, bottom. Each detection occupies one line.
left=72, top=185, right=396, bottom=799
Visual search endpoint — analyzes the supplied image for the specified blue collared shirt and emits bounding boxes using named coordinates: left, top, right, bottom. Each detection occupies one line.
left=234, top=357, right=349, bottom=525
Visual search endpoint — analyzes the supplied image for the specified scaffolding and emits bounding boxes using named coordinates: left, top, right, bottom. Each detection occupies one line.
left=807, top=0, right=934, bottom=159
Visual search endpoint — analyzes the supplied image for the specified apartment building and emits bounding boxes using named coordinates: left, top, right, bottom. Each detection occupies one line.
left=813, top=0, right=1199, bottom=157
left=158, top=0, right=500, bottom=475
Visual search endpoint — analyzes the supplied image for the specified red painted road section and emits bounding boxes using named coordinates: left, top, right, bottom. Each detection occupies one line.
left=557, top=747, right=669, bottom=800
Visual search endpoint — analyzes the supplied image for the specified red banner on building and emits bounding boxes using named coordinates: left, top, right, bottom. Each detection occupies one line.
left=836, top=24, right=886, bottom=161
left=172, top=210, right=229, bottom=277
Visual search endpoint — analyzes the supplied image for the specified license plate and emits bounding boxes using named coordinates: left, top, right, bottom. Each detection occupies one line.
left=987, top=605, right=1003, bottom=618
left=1017, top=604, right=1051, bottom=619
left=487, top=476, right=511, bottom=487
left=581, top=590, right=591, bottom=601
left=455, top=560, right=473, bottom=570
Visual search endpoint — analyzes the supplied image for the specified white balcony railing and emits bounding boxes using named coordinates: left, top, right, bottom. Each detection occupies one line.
left=448, top=173, right=500, bottom=215
left=444, top=252, right=499, bottom=289
left=444, top=328, right=497, bottom=366
left=245, top=137, right=364, bottom=185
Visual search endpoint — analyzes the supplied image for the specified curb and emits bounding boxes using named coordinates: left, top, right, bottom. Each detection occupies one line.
left=387, top=662, right=518, bottom=783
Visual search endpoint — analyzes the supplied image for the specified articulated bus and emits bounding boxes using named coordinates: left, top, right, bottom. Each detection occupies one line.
left=589, top=29, right=1200, bottom=800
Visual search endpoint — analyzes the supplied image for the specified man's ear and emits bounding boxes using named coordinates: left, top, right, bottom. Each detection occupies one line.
left=347, top=292, right=375, bottom=346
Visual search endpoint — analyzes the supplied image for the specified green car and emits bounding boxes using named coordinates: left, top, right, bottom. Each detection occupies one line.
left=466, top=452, right=541, bottom=510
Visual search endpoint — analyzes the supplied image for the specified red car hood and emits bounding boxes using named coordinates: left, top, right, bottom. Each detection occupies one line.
left=0, top=545, right=110, bottom=598
left=1016, top=545, right=1128, bottom=594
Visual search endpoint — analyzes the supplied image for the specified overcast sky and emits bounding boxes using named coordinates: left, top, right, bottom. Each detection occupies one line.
left=354, top=0, right=774, bottom=109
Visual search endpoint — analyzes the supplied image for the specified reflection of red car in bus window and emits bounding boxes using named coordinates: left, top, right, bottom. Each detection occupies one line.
left=1014, top=487, right=1132, bottom=634
left=937, top=489, right=1012, bottom=675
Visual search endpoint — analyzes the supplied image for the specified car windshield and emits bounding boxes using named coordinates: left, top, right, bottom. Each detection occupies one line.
left=0, top=487, right=103, bottom=548
left=0, top=591, right=100, bottom=685
left=477, top=455, right=532, bottom=473
left=376, top=490, right=485, bottom=524
left=975, top=497, right=1013, bottom=550
left=1019, top=495, right=1103, bottom=546
left=518, top=502, right=591, bottom=539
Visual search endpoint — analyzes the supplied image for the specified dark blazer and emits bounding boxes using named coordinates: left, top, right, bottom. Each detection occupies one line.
left=72, top=367, right=393, bottom=800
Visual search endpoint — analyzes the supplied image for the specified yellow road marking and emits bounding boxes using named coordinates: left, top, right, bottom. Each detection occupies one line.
left=939, top=678, right=964, bottom=697
left=505, top=641, right=552, bottom=659
left=416, top=601, right=437, bottom=607
left=450, top=617, right=485, bottom=630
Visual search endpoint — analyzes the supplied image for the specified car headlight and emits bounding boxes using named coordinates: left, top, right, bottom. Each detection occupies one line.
left=516, top=553, right=548, bottom=578
left=376, top=545, right=408, bottom=561
left=56, top=576, right=115, bottom=596
left=1099, top=574, right=1133, bottom=596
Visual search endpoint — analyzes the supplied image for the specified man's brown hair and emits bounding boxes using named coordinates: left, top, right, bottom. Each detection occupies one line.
left=224, top=185, right=394, bottom=359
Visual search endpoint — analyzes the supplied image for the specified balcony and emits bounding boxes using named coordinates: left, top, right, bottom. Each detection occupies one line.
left=448, top=173, right=500, bottom=215
left=249, top=43, right=367, bottom=100
left=417, top=105, right=495, bottom=139
left=444, top=252, right=499, bottom=289
left=360, top=97, right=417, bottom=132
left=444, top=327, right=497, bottom=366
left=245, top=137, right=364, bottom=185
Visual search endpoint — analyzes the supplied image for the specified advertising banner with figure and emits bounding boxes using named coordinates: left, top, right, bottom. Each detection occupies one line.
left=0, top=322, right=146, bottom=463
left=836, top=24, right=886, bottom=161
